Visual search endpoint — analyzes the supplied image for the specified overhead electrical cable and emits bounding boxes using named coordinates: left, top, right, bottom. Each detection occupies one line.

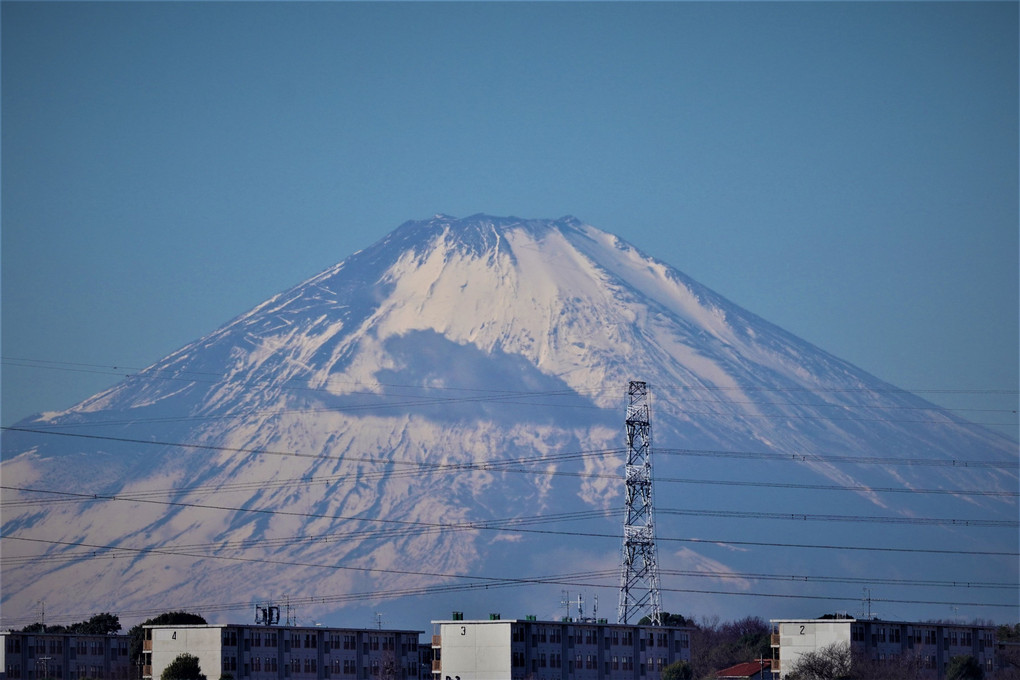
left=4, top=466, right=1013, bottom=511
left=2, top=573, right=1013, bottom=631
left=4, top=427, right=1015, bottom=471
left=4, top=487, right=1016, bottom=556
left=4, top=357, right=1016, bottom=428
left=1, top=535, right=1014, bottom=631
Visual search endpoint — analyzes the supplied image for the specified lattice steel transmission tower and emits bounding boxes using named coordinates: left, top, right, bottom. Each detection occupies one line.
left=617, top=380, right=663, bottom=625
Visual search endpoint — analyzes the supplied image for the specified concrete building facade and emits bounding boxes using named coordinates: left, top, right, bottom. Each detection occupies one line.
left=142, top=624, right=423, bottom=680
left=769, top=618, right=998, bottom=679
left=1, top=632, right=133, bottom=680
left=430, top=615, right=692, bottom=680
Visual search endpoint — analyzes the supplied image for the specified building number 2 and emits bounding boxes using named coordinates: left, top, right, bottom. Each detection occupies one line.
left=799, top=626, right=805, bottom=635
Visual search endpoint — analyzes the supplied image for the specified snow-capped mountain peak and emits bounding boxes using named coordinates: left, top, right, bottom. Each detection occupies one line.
left=2, top=214, right=1015, bottom=630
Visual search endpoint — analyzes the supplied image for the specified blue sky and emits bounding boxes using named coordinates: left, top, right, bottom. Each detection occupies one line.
left=2, top=1, right=1017, bottom=435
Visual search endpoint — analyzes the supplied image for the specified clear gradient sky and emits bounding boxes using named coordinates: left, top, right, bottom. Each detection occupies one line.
left=2, top=1, right=1017, bottom=435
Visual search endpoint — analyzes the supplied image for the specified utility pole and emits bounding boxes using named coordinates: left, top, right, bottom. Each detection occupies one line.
left=617, top=381, right=663, bottom=625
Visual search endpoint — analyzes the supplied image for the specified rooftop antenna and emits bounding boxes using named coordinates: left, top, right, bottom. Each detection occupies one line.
left=560, top=590, right=571, bottom=620
left=617, top=381, right=663, bottom=626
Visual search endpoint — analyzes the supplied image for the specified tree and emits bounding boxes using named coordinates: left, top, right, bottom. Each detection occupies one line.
left=638, top=611, right=688, bottom=627
left=687, top=615, right=770, bottom=678
left=161, top=654, right=206, bottom=680
left=660, top=660, right=693, bottom=680
left=999, top=624, right=1020, bottom=641
left=70, top=613, right=121, bottom=634
left=946, top=655, right=984, bottom=680
left=21, top=613, right=119, bottom=635
left=787, top=641, right=853, bottom=680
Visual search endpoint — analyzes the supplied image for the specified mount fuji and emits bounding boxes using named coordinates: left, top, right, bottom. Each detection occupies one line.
left=2, top=214, right=1016, bottom=630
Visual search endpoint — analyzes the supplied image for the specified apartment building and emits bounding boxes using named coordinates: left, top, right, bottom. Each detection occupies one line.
left=430, top=614, right=692, bottom=680
left=1, top=631, right=133, bottom=680
left=141, top=624, right=423, bottom=680
left=769, top=618, right=998, bottom=679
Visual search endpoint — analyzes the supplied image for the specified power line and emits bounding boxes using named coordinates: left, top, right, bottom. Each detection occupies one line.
left=1, top=535, right=1014, bottom=630
left=5, top=426, right=1016, bottom=471
left=658, top=508, right=1016, bottom=528
left=3, top=572, right=1014, bottom=631
left=657, top=447, right=1018, bottom=469
left=4, top=487, right=1015, bottom=557
left=4, top=357, right=1016, bottom=429
left=656, top=569, right=1014, bottom=591
left=4, top=465, right=1013, bottom=511
left=7, top=356, right=1016, bottom=401
left=6, top=486, right=1012, bottom=531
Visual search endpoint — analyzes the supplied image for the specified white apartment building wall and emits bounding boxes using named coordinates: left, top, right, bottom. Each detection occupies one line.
left=1, top=632, right=133, bottom=680
left=431, top=616, right=692, bottom=680
left=145, top=627, right=224, bottom=680
left=769, top=620, right=851, bottom=678
left=142, top=624, right=423, bottom=680
left=435, top=622, right=510, bottom=680
left=769, top=618, right=998, bottom=680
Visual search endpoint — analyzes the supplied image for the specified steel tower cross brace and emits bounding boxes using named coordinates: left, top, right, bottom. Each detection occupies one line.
left=617, top=380, right=663, bottom=625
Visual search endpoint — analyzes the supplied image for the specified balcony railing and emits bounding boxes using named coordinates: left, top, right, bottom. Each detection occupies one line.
left=432, top=635, right=441, bottom=648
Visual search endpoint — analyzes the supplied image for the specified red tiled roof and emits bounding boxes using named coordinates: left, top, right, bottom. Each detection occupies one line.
left=716, top=659, right=772, bottom=678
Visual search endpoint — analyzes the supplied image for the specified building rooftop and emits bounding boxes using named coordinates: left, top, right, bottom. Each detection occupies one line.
left=716, top=659, right=771, bottom=678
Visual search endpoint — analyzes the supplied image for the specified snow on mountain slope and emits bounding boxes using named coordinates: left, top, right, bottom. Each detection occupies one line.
left=2, top=214, right=1016, bottom=630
